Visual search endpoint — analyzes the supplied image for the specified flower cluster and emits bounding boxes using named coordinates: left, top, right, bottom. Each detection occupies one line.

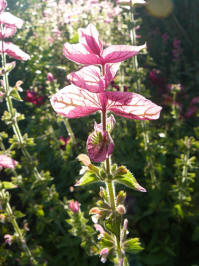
left=51, top=24, right=162, bottom=162
left=0, top=0, right=29, bottom=61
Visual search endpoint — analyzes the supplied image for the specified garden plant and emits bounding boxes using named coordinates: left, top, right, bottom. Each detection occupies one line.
left=0, top=0, right=199, bottom=266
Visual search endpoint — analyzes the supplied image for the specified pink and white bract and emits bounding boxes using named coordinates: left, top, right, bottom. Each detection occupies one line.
left=0, top=154, right=18, bottom=169
left=50, top=85, right=162, bottom=120
left=67, top=63, right=120, bottom=93
left=0, top=0, right=7, bottom=14
left=63, top=24, right=146, bottom=66
left=0, top=25, right=16, bottom=39
left=0, top=42, right=30, bottom=60
left=0, top=12, right=24, bottom=29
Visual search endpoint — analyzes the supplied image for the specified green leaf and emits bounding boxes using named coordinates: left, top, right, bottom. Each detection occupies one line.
left=76, top=170, right=99, bottom=186
left=115, top=170, right=146, bottom=192
left=124, top=238, right=144, bottom=254
left=14, top=210, right=25, bottom=218
left=2, top=182, right=17, bottom=189
left=174, top=204, right=184, bottom=219
left=10, top=88, right=22, bottom=102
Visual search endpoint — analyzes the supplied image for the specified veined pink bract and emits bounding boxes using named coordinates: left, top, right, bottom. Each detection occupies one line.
left=50, top=84, right=162, bottom=120
left=63, top=24, right=146, bottom=65
left=67, top=63, right=120, bottom=93
left=0, top=42, right=30, bottom=60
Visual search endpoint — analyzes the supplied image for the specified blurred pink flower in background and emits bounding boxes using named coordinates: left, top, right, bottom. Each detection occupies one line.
left=162, top=33, right=169, bottom=43
left=185, top=106, right=198, bottom=118
left=59, top=136, right=71, bottom=150
left=0, top=154, right=18, bottom=169
left=47, top=72, right=54, bottom=82
left=25, top=90, right=45, bottom=106
left=4, top=234, right=13, bottom=246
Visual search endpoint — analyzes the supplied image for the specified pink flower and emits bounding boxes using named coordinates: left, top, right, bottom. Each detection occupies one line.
left=63, top=24, right=146, bottom=66
left=0, top=155, right=18, bottom=169
left=47, top=72, right=54, bottom=82
left=69, top=200, right=80, bottom=213
left=4, top=234, right=13, bottom=246
left=100, top=248, right=109, bottom=263
left=0, top=0, right=7, bottom=14
left=87, top=128, right=114, bottom=162
left=0, top=12, right=23, bottom=29
left=190, top=96, right=199, bottom=105
left=67, top=63, right=120, bottom=93
left=0, top=42, right=30, bottom=60
left=50, top=85, right=162, bottom=120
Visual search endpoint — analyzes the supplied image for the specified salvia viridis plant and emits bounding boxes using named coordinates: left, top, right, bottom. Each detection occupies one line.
left=50, top=2, right=162, bottom=265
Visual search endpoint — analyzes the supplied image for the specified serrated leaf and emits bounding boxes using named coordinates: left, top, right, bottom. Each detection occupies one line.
left=75, top=170, right=99, bottom=186
left=2, top=181, right=17, bottom=189
left=124, top=238, right=143, bottom=254
left=115, top=170, right=146, bottom=192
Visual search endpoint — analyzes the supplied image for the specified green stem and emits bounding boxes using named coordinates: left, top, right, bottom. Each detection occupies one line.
left=1, top=31, right=41, bottom=182
left=63, top=118, right=76, bottom=144
left=101, top=109, right=123, bottom=265
left=129, top=7, right=157, bottom=188
left=0, top=190, right=37, bottom=265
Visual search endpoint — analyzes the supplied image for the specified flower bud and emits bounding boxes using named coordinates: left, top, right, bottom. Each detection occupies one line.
left=116, top=166, right=128, bottom=175
left=69, top=200, right=79, bottom=213
left=116, top=205, right=126, bottom=215
left=4, top=234, right=13, bottom=246
left=47, top=72, right=54, bottom=82
left=116, top=190, right=126, bottom=205
left=123, top=218, right=128, bottom=230
left=77, top=154, right=91, bottom=166
left=89, top=207, right=101, bottom=215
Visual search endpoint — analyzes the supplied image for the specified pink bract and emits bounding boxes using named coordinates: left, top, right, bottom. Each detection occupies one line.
left=0, top=154, right=18, bottom=169
left=0, top=25, right=16, bottom=39
left=0, top=12, right=23, bottom=29
left=50, top=85, right=162, bottom=120
left=63, top=24, right=146, bottom=65
left=0, top=42, right=30, bottom=60
left=0, top=0, right=6, bottom=14
left=67, top=63, right=120, bottom=93
left=87, top=129, right=114, bottom=162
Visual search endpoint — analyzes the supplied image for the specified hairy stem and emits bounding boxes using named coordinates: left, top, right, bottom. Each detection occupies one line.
left=63, top=118, right=76, bottom=144
left=0, top=190, right=37, bottom=265
left=1, top=31, right=42, bottom=182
